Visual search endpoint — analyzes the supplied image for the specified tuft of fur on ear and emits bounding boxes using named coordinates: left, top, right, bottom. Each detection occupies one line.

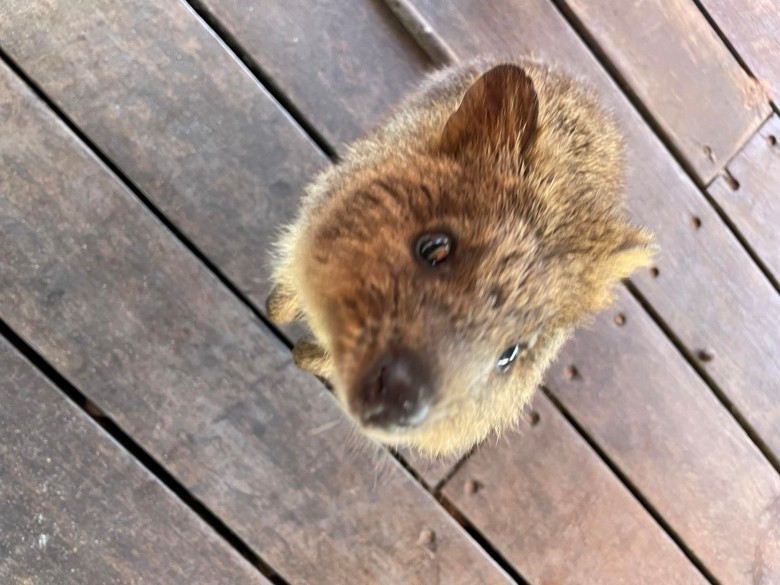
left=440, top=64, right=539, bottom=159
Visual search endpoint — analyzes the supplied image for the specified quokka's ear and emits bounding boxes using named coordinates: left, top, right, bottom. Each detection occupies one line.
left=440, top=64, right=539, bottom=158
left=604, top=225, right=658, bottom=280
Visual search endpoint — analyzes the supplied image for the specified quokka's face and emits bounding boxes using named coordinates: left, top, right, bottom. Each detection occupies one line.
left=283, top=65, right=655, bottom=455
left=298, top=157, right=579, bottom=455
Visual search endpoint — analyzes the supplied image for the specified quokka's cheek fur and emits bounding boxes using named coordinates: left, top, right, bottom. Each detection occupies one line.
left=267, top=58, right=656, bottom=456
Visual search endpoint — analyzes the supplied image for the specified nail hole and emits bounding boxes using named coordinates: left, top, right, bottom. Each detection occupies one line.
left=84, top=398, right=104, bottom=418
left=463, top=479, right=480, bottom=495
left=563, top=365, right=579, bottom=380
left=768, top=135, right=777, bottom=146
left=697, top=349, right=715, bottom=363
left=691, top=216, right=702, bottom=230
left=417, top=528, right=436, bottom=550
left=723, top=171, right=740, bottom=191
left=524, top=410, right=540, bottom=426
left=614, top=313, right=626, bottom=326
left=702, top=145, right=714, bottom=161
left=649, top=266, right=660, bottom=278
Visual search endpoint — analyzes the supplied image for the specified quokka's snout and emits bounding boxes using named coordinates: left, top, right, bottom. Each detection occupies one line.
left=267, top=59, right=656, bottom=456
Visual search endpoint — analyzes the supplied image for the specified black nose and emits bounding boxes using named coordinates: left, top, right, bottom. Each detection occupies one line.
left=354, top=348, right=433, bottom=430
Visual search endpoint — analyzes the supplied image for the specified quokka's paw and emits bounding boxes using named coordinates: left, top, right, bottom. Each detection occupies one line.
left=292, top=338, right=333, bottom=379
left=266, top=282, right=301, bottom=325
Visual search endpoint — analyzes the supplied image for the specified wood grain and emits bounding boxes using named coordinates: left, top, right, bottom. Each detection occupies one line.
left=0, top=0, right=327, bottom=309
left=194, top=0, right=432, bottom=147
left=709, top=115, right=780, bottom=282
left=0, top=0, right=456, bottom=490
left=409, top=0, right=780, bottom=502
left=396, top=448, right=460, bottom=488
left=699, top=0, right=780, bottom=105
left=443, top=393, right=709, bottom=585
left=557, top=0, right=769, bottom=183
left=0, top=61, right=512, bottom=585
left=544, top=288, right=780, bottom=585
left=0, top=340, right=268, bottom=585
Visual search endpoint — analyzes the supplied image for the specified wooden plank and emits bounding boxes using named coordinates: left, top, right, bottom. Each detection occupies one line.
left=709, top=115, right=780, bottom=282
left=194, top=0, right=432, bottom=147
left=0, top=0, right=448, bottom=489
left=407, top=0, right=780, bottom=507
left=397, top=449, right=459, bottom=488
left=0, top=62, right=512, bottom=585
left=0, top=0, right=327, bottom=308
left=0, top=0, right=443, bottom=485
left=557, top=0, right=769, bottom=183
left=443, top=393, right=709, bottom=585
left=543, top=288, right=780, bottom=585
left=0, top=340, right=268, bottom=585
left=699, top=0, right=780, bottom=105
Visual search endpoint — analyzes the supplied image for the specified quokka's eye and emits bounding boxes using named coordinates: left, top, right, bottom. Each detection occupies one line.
left=496, top=342, right=528, bottom=373
left=415, top=232, right=453, bottom=267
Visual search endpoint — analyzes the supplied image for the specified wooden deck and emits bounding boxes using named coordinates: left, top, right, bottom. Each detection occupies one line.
left=1, top=1, right=778, bottom=583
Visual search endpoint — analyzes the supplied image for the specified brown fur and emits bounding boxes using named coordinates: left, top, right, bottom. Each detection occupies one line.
left=267, top=58, right=655, bottom=457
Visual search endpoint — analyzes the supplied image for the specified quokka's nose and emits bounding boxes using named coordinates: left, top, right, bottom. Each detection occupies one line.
left=355, top=348, right=433, bottom=430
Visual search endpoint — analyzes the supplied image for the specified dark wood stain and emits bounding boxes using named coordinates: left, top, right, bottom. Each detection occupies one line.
left=192, top=0, right=432, bottom=147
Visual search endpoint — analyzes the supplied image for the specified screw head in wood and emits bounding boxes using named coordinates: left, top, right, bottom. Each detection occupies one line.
left=697, top=349, right=715, bottom=363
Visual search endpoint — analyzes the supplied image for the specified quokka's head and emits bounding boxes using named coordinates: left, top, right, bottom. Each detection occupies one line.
left=284, top=64, right=655, bottom=456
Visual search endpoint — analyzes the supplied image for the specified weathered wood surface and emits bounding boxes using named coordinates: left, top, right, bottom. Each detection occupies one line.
left=0, top=340, right=268, bottom=585
left=0, top=61, right=512, bottom=585
left=0, top=0, right=327, bottom=309
left=396, top=449, right=459, bottom=489
left=0, top=0, right=447, bottom=488
left=195, top=0, right=431, bottom=147
left=543, top=289, right=780, bottom=585
left=699, top=0, right=780, bottom=105
left=443, top=393, right=709, bottom=585
left=709, top=115, right=780, bottom=283
left=557, top=0, right=769, bottom=183
left=407, top=0, right=780, bottom=483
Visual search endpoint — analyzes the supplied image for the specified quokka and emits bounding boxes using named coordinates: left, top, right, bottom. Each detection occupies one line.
left=268, top=58, right=655, bottom=456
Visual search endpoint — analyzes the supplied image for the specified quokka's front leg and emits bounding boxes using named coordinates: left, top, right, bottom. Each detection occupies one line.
left=266, top=281, right=302, bottom=325
left=292, top=338, right=333, bottom=380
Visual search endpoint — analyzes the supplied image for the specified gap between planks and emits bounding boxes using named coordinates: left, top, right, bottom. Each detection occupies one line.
left=547, top=0, right=779, bottom=298
left=2, top=3, right=772, bottom=582
left=182, top=0, right=338, bottom=160
left=688, top=0, right=779, bottom=112
left=0, top=43, right=292, bottom=352
left=541, top=386, right=722, bottom=584
left=0, top=39, right=299, bottom=584
left=0, top=318, right=290, bottom=585
left=0, top=26, right=480, bottom=576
